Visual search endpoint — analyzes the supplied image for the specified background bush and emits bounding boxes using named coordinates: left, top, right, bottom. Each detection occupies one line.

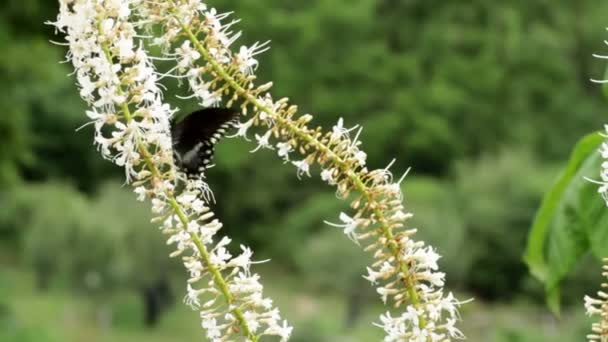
left=1, top=0, right=607, bottom=340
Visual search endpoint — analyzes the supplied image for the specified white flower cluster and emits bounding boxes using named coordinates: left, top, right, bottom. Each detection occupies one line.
left=53, top=0, right=175, bottom=183
left=322, top=123, right=466, bottom=341
left=52, top=1, right=291, bottom=341
left=591, top=52, right=608, bottom=205
left=138, top=0, right=269, bottom=108
left=140, top=1, right=466, bottom=339
left=584, top=259, right=608, bottom=341
left=243, top=109, right=466, bottom=340
left=597, top=126, right=608, bottom=205
left=250, top=113, right=466, bottom=340
left=153, top=186, right=292, bottom=341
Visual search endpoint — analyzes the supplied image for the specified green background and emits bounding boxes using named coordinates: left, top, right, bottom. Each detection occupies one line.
left=1, top=0, right=608, bottom=340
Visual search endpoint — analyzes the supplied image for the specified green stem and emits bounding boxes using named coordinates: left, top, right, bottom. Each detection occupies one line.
left=167, top=198, right=258, bottom=341
left=96, top=19, right=258, bottom=342
left=175, top=13, right=426, bottom=328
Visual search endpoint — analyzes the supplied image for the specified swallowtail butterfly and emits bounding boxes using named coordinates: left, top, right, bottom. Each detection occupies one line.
left=170, top=107, right=239, bottom=178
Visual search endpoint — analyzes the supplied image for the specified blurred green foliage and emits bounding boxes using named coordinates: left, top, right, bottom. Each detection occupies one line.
left=1, top=0, right=608, bottom=340
left=2, top=182, right=177, bottom=292
left=452, top=150, right=555, bottom=299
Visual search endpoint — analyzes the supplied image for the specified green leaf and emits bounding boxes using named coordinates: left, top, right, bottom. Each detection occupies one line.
left=524, top=132, right=604, bottom=313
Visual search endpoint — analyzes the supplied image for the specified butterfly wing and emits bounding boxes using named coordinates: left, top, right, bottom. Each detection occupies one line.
left=171, top=108, right=239, bottom=177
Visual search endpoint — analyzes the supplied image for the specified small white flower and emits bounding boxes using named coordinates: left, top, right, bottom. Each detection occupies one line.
left=116, top=35, right=135, bottom=61
left=249, top=292, right=273, bottom=309
left=404, top=306, right=423, bottom=327
left=595, top=127, right=608, bottom=205
left=191, top=198, right=206, bottom=212
left=585, top=295, right=604, bottom=316
left=151, top=198, right=165, bottom=213
left=251, top=130, right=274, bottom=153
left=78, top=74, right=97, bottom=100
left=324, top=212, right=359, bottom=244
left=376, top=287, right=398, bottom=304
left=276, top=142, right=292, bottom=161
left=243, top=311, right=261, bottom=333
left=354, top=150, right=367, bottom=166
left=227, top=119, right=254, bottom=140
left=292, top=159, right=311, bottom=179
left=184, top=259, right=204, bottom=280
left=255, top=95, right=279, bottom=124
left=229, top=245, right=254, bottom=273
left=210, top=247, right=232, bottom=266
left=176, top=40, right=201, bottom=70
left=235, top=41, right=269, bottom=75
left=445, top=318, right=465, bottom=339
left=184, top=284, right=202, bottom=309
left=275, top=320, right=293, bottom=342
left=320, top=168, right=336, bottom=185
left=192, top=82, right=221, bottom=107
left=364, top=267, right=381, bottom=284
left=133, top=186, right=146, bottom=201
left=201, top=317, right=222, bottom=339
left=413, top=246, right=441, bottom=271
left=330, top=117, right=358, bottom=142
left=187, top=221, right=200, bottom=233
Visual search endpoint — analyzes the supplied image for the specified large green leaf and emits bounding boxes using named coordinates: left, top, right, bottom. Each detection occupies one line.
left=524, top=132, right=606, bottom=313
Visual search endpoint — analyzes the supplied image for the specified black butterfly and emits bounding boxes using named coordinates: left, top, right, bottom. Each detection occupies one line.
left=170, top=107, right=239, bottom=178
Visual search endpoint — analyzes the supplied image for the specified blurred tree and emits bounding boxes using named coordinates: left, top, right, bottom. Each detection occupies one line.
left=0, top=25, right=32, bottom=188
left=92, top=183, right=179, bottom=327
left=1, top=0, right=58, bottom=38
left=451, top=149, right=556, bottom=299
left=0, top=3, right=118, bottom=192
left=403, top=177, right=471, bottom=288
left=17, top=183, right=90, bottom=290
left=293, top=228, right=374, bottom=329
left=217, top=0, right=605, bottom=172
left=14, top=182, right=178, bottom=326
left=2, top=0, right=608, bottom=315
left=201, top=1, right=608, bottom=303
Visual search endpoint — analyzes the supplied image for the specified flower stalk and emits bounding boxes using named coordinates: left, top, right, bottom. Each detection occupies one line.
left=52, top=1, right=290, bottom=340
left=97, top=18, right=257, bottom=340
left=141, top=0, right=466, bottom=340
left=596, top=126, right=608, bottom=205
left=167, top=196, right=259, bottom=340
left=585, top=258, right=608, bottom=342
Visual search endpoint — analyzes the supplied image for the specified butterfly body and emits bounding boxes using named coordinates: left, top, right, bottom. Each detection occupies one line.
left=170, top=108, right=239, bottom=177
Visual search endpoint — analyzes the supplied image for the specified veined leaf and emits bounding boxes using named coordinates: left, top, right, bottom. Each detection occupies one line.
left=524, top=132, right=604, bottom=313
